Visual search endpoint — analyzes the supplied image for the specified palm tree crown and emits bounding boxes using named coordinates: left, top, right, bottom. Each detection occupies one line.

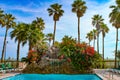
left=86, top=31, right=93, bottom=45
left=47, top=3, right=64, bottom=21
left=109, top=0, right=120, bottom=29
left=72, top=0, right=87, bottom=18
left=100, top=22, right=109, bottom=37
left=2, top=14, right=16, bottom=28
left=11, top=23, right=27, bottom=45
left=32, top=17, right=45, bottom=31
left=92, top=14, right=104, bottom=31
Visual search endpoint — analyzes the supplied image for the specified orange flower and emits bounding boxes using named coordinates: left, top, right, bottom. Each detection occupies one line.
left=85, top=46, right=95, bottom=56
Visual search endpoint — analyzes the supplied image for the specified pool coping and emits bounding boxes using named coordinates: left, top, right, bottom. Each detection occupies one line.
left=96, top=73, right=106, bottom=80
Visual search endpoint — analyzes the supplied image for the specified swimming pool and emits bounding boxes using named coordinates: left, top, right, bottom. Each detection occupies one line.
left=2, top=74, right=102, bottom=80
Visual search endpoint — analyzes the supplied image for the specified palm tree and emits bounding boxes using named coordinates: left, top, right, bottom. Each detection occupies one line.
left=86, top=31, right=93, bottom=46
left=11, top=23, right=27, bottom=67
left=109, top=0, right=120, bottom=68
left=47, top=3, right=64, bottom=46
left=1, top=14, right=16, bottom=62
left=11, top=22, right=44, bottom=67
left=28, top=24, right=44, bottom=50
left=72, top=0, right=87, bottom=43
left=92, top=29, right=97, bottom=48
left=100, top=22, right=109, bottom=68
left=92, top=14, right=104, bottom=54
left=32, top=17, right=45, bottom=31
left=46, top=33, right=53, bottom=47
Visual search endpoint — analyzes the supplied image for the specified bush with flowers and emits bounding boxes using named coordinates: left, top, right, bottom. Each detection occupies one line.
left=69, top=43, right=95, bottom=70
left=59, top=36, right=102, bottom=72
left=27, top=50, right=38, bottom=64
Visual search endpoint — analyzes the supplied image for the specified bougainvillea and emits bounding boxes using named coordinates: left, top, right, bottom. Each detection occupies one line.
left=27, top=50, right=38, bottom=64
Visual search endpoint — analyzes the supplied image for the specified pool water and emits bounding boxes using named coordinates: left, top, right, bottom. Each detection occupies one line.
left=2, top=74, right=102, bottom=80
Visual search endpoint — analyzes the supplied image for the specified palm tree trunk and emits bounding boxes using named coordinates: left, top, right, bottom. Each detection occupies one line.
left=89, top=40, right=90, bottom=46
left=78, top=17, right=80, bottom=43
left=115, top=28, right=118, bottom=68
left=29, top=41, right=32, bottom=50
left=53, top=20, right=56, bottom=46
left=93, top=38, right=95, bottom=49
left=97, top=34, right=99, bottom=54
left=1, top=28, right=8, bottom=62
left=102, top=32, right=104, bottom=68
left=16, top=40, right=20, bottom=68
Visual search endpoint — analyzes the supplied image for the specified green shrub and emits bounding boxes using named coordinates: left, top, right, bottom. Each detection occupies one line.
left=59, top=36, right=102, bottom=72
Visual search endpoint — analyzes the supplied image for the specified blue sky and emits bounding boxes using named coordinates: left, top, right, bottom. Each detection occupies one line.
left=0, top=0, right=119, bottom=60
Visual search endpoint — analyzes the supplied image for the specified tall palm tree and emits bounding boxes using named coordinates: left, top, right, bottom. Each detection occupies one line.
left=11, top=23, right=27, bottom=67
left=1, top=14, right=16, bottom=62
left=100, top=22, right=109, bottom=68
left=72, top=0, right=87, bottom=43
left=92, top=29, right=97, bottom=48
left=46, top=33, right=53, bottom=47
left=32, top=17, right=45, bottom=31
left=86, top=31, right=93, bottom=46
left=109, top=0, right=120, bottom=68
left=47, top=3, right=64, bottom=46
left=92, top=14, right=104, bottom=54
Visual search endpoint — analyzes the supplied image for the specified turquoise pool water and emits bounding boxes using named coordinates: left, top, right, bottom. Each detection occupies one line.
left=2, top=74, right=102, bottom=80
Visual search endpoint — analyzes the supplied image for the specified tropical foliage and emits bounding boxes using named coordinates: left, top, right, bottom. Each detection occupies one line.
left=59, top=36, right=102, bottom=71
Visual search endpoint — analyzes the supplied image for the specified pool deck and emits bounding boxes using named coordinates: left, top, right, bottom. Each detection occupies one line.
left=94, top=69, right=120, bottom=80
left=0, top=72, right=19, bottom=79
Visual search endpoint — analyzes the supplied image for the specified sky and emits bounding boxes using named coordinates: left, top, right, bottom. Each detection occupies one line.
left=0, top=0, right=120, bottom=60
